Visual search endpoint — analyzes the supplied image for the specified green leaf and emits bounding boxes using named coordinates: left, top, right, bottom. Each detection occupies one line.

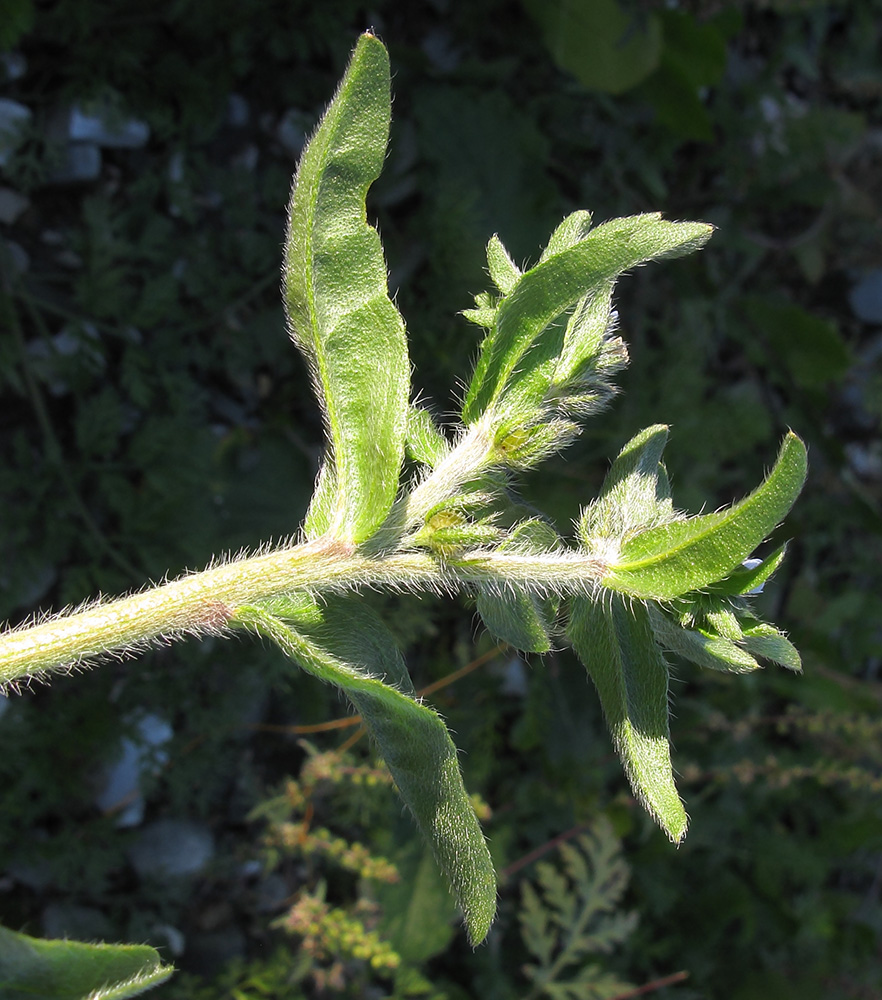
left=640, top=10, right=728, bottom=143
left=284, top=33, right=409, bottom=544
left=551, top=279, right=616, bottom=389
left=405, top=405, right=450, bottom=469
left=462, top=290, right=500, bottom=330
left=742, top=622, right=802, bottom=672
left=476, top=520, right=561, bottom=652
left=462, top=214, right=712, bottom=422
left=376, top=842, right=458, bottom=964
left=523, top=0, right=663, bottom=95
left=0, top=925, right=173, bottom=1000
left=568, top=597, right=687, bottom=843
left=486, top=235, right=521, bottom=294
left=581, top=424, right=673, bottom=543
left=604, top=432, right=807, bottom=600
left=649, top=608, right=761, bottom=675
left=540, top=211, right=594, bottom=261
left=232, top=598, right=497, bottom=944
left=708, top=544, right=788, bottom=596
left=743, top=296, right=851, bottom=390
left=518, top=822, right=638, bottom=998
left=302, top=461, right=338, bottom=541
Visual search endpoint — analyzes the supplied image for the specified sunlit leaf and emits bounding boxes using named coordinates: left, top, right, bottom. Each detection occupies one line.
left=649, top=608, right=761, bottom=675
left=742, top=621, right=802, bottom=672
left=463, top=214, right=712, bottom=422
left=605, top=433, right=807, bottom=599
left=284, top=33, right=409, bottom=543
left=581, top=424, right=673, bottom=543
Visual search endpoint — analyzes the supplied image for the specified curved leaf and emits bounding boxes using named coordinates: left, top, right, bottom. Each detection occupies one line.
left=463, top=214, right=712, bottom=422
left=0, top=926, right=172, bottom=1000
left=284, top=33, right=409, bottom=543
left=604, top=433, right=807, bottom=600
left=233, top=598, right=497, bottom=944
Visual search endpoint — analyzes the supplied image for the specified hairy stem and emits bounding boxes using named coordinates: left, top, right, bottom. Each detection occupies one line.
left=0, top=540, right=606, bottom=688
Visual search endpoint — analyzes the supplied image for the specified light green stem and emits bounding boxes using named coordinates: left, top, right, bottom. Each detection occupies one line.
left=0, top=540, right=606, bottom=688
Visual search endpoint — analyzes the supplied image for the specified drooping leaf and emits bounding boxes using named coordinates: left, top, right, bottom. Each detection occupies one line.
left=0, top=925, right=173, bottom=1000
left=232, top=597, right=496, bottom=944
left=463, top=214, right=712, bottom=422
left=604, top=432, right=807, bottom=600
left=284, top=33, right=409, bottom=544
left=476, top=520, right=561, bottom=652
left=568, top=596, right=687, bottom=843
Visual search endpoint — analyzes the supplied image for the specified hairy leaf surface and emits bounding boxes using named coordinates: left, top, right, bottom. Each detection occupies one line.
left=463, top=214, right=713, bottom=422
left=569, top=596, right=687, bottom=843
left=604, top=433, right=807, bottom=599
left=284, top=33, right=409, bottom=543
left=649, top=608, right=760, bottom=674
left=233, top=597, right=496, bottom=944
left=0, top=926, right=172, bottom=1000
left=582, top=424, right=673, bottom=542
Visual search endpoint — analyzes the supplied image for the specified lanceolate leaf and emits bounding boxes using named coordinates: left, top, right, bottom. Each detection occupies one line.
left=551, top=278, right=615, bottom=387
left=462, top=214, right=713, bottom=422
left=568, top=596, right=687, bottom=843
left=486, top=235, right=521, bottom=294
left=604, top=433, right=807, bottom=600
left=232, top=598, right=497, bottom=945
left=539, top=210, right=593, bottom=261
left=649, top=608, right=760, bottom=674
left=0, top=926, right=173, bottom=1000
left=284, top=33, right=409, bottom=544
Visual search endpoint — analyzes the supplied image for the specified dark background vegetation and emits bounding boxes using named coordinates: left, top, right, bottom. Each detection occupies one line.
left=1, top=1, right=880, bottom=997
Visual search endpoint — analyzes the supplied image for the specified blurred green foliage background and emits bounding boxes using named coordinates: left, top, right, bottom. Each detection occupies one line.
left=1, top=1, right=880, bottom=998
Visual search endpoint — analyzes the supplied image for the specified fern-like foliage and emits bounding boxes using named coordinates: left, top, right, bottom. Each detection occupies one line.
left=519, top=820, right=638, bottom=1000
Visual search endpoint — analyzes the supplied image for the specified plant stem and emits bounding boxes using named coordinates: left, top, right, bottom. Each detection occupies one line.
left=0, top=540, right=606, bottom=689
